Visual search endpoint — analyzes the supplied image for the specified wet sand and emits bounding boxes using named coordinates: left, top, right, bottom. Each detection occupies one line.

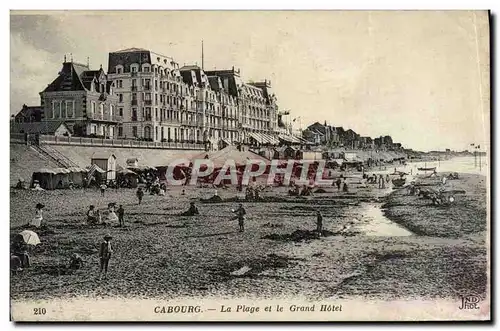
left=10, top=169, right=487, bottom=301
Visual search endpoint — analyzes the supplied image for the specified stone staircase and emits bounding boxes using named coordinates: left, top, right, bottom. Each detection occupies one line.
left=31, top=144, right=79, bottom=168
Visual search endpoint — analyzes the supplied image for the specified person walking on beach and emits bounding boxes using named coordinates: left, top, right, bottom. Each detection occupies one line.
left=136, top=187, right=144, bottom=204
left=117, top=205, right=125, bottom=227
left=99, top=234, right=113, bottom=279
left=386, top=174, right=390, bottom=183
left=100, top=182, right=107, bottom=197
left=316, top=210, right=323, bottom=236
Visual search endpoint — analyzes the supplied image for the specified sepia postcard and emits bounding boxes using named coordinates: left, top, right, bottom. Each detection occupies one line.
left=9, top=10, right=490, bottom=322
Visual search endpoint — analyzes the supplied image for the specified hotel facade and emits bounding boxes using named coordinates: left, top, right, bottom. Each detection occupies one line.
left=106, top=48, right=282, bottom=146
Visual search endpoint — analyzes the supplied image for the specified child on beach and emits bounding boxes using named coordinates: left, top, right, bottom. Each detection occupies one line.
left=136, top=188, right=144, bottom=204
left=117, top=205, right=125, bottom=227
left=232, top=204, right=246, bottom=232
left=100, top=182, right=107, bottom=197
left=99, top=234, right=113, bottom=279
left=316, top=210, right=323, bottom=235
left=87, top=205, right=97, bottom=224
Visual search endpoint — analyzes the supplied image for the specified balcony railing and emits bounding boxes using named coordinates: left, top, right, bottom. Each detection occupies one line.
left=144, top=100, right=152, bottom=106
left=143, top=85, right=151, bottom=91
left=88, top=113, right=118, bottom=122
left=131, top=72, right=138, bottom=77
left=37, top=134, right=205, bottom=150
left=131, top=86, right=138, bottom=91
left=131, top=99, right=138, bottom=106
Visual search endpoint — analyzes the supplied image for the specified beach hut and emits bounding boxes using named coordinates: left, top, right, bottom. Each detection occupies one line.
left=31, top=168, right=72, bottom=190
left=91, top=153, right=116, bottom=181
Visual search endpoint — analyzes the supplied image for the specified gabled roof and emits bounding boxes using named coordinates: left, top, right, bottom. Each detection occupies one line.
left=113, top=47, right=149, bottom=53
left=15, top=105, right=43, bottom=120
left=91, top=152, right=116, bottom=160
left=42, top=62, right=108, bottom=93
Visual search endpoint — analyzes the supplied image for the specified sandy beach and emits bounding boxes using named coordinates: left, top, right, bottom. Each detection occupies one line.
left=10, top=161, right=488, bottom=302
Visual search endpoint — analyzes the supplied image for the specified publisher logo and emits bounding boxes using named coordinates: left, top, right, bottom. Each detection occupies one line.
left=458, top=294, right=481, bottom=310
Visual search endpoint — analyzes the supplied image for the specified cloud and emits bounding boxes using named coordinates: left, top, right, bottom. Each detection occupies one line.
left=10, top=31, right=60, bottom=111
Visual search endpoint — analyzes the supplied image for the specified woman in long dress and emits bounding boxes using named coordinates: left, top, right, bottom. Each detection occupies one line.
left=29, top=203, right=44, bottom=228
left=107, top=205, right=119, bottom=224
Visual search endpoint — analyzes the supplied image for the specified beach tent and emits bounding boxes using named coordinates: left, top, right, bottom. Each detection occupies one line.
left=65, top=166, right=87, bottom=186
left=117, top=168, right=138, bottom=188
left=31, top=167, right=76, bottom=190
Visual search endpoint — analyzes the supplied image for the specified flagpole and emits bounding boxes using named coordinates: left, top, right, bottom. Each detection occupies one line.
left=479, top=146, right=481, bottom=171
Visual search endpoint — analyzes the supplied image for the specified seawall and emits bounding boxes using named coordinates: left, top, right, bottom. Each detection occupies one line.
left=10, top=142, right=203, bottom=184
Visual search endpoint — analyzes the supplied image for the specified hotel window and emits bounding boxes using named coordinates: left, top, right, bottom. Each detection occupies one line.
left=131, top=66, right=137, bottom=73
left=91, top=101, right=96, bottom=117
left=110, top=105, right=114, bottom=118
left=145, top=93, right=151, bottom=101
left=52, top=101, right=56, bottom=118
left=132, top=109, right=137, bottom=121
left=132, top=79, right=137, bottom=87
left=119, top=107, right=123, bottom=116
left=99, top=103, right=104, bottom=118
left=132, top=126, right=138, bottom=137
left=118, top=126, right=123, bottom=137
left=65, top=100, right=75, bottom=118
left=118, top=94, right=123, bottom=102
left=144, top=66, right=150, bottom=73
left=91, top=124, right=97, bottom=134
left=132, top=93, right=137, bottom=101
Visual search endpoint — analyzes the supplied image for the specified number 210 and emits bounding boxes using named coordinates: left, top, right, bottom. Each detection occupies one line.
left=34, top=308, right=46, bottom=315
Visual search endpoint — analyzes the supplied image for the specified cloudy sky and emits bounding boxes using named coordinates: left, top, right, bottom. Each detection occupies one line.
left=10, top=11, right=489, bottom=151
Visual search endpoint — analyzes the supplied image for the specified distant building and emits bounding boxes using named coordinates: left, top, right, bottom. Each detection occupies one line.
left=303, top=122, right=340, bottom=146
left=11, top=121, right=73, bottom=136
left=39, top=58, right=118, bottom=138
left=14, top=104, right=44, bottom=123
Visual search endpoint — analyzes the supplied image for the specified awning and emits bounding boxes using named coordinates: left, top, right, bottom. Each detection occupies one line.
left=35, top=168, right=71, bottom=174
left=248, top=132, right=280, bottom=145
left=278, top=134, right=303, bottom=144
left=118, top=168, right=137, bottom=175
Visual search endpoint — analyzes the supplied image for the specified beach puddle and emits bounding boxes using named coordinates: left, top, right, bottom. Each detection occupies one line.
left=355, top=204, right=412, bottom=237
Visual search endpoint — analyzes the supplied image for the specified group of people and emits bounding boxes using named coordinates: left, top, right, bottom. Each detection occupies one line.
left=87, top=203, right=125, bottom=227
left=364, top=173, right=391, bottom=188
